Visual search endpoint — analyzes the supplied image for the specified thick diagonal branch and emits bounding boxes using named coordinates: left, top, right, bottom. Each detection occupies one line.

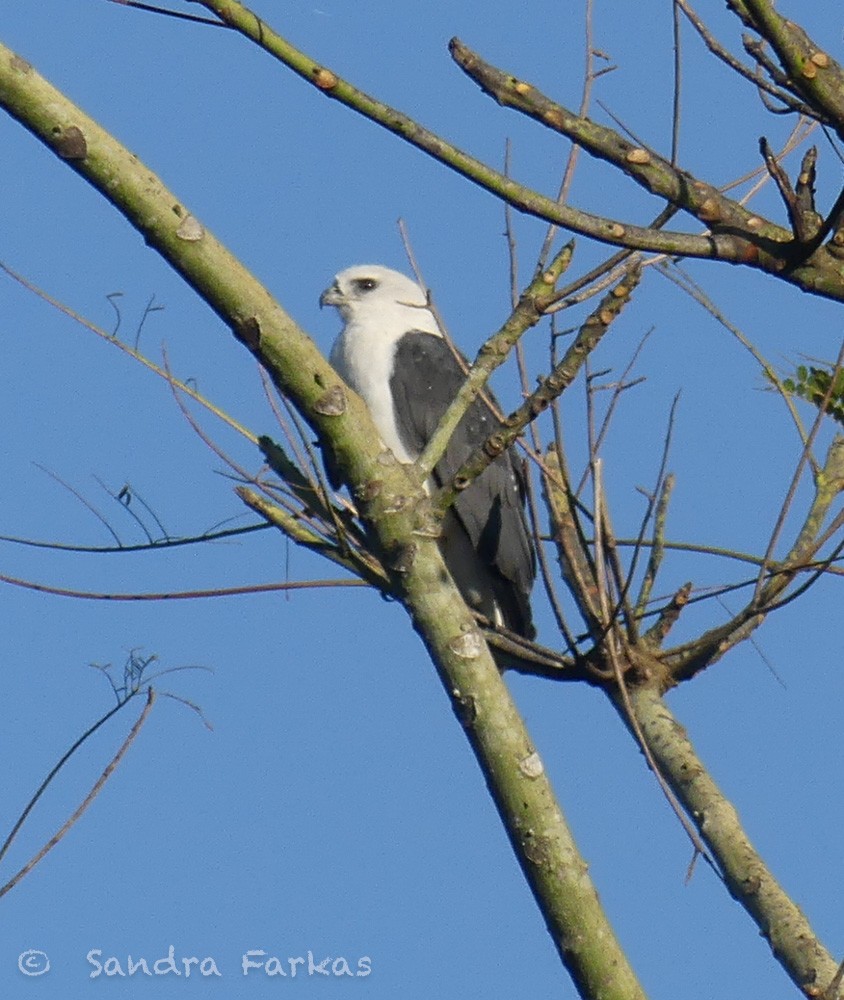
left=614, top=685, right=840, bottom=998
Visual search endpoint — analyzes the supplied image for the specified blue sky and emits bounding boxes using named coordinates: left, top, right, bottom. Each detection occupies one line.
left=1, top=1, right=842, bottom=997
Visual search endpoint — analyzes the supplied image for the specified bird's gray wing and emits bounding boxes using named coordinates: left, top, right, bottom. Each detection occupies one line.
left=389, top=331, right=535, bottom=637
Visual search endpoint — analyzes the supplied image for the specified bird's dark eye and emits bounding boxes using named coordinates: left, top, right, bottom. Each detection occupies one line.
left=353, top=277, right=378, bottom=293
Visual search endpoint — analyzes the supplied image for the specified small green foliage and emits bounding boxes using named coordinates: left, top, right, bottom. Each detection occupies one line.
left=775, top=364, right=844, bottom=426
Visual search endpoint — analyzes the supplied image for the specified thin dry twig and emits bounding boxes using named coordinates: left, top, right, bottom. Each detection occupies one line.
left=106, top=0, right=228, bottom=27
left=0, top=571, right=366, bottom=602
left=537, top=0, right=599, bottom=270
left=670, top=0, right=682, bottom=165
left=0, top=687, right=156, bottom=900
left=674, top=0, right=818, bottom=118
left=33, top=463, right=122, bottom=547
left=0, top=521, right=268, bottom=555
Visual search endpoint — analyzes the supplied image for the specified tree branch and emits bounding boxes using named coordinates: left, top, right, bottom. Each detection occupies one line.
left=613, top=684, right=841, bottom=997
left=448, top=36, right=844, bottom=298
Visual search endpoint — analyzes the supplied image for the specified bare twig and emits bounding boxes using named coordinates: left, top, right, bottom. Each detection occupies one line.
left=0, top=521, right=269, bottom=554
left=0, top=570, right=367, bottom=601
left=106, top=0, right=228, bottom=27
left=537, top=0, right=598, bottom=269
left=675, top=0, right=818, bottom=118
left=0, top=688, right=156, bottom=900
left=670, top=0, right=682, bottom=165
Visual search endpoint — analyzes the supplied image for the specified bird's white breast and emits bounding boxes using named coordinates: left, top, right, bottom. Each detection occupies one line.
left=330, top=319, right=417, bottom=463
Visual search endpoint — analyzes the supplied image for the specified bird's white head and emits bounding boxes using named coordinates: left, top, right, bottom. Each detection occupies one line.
left=319, top=264, right=441, bottom=336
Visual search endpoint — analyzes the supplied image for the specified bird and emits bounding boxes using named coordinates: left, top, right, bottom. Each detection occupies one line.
left=320, top=264, right=536, bottom=640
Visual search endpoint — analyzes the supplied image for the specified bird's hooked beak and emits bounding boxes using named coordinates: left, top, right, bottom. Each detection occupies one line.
left=319, top=282, right=343, bottom=309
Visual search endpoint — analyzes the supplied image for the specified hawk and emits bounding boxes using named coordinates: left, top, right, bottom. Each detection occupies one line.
left=321, top=265, right=535, bottom=640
